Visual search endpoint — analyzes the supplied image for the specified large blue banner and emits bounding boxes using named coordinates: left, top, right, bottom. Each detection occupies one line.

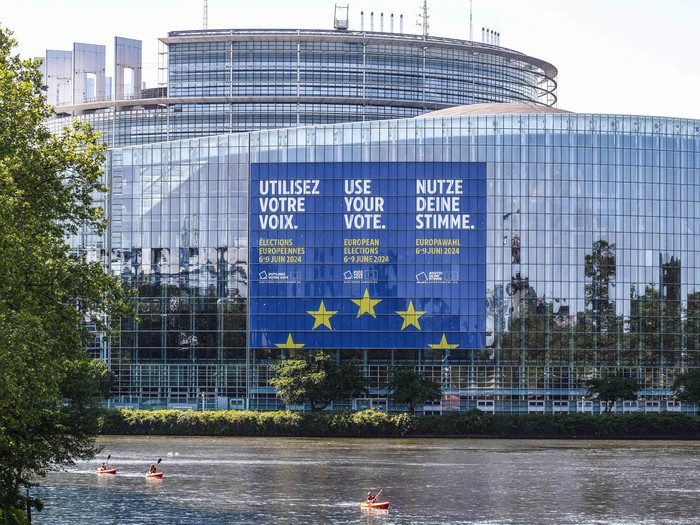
left=249, top=162, right=486, bottom=351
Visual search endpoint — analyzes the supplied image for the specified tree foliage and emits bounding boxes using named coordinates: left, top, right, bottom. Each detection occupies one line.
left=672, top=369, right=700, bottom=405
left=270, top=351, right=366, bottom=411
left=0, top=26, right=131, bottom=519
left=387, top=366, right=442, bottom=413
left=585, top=375, right=638, bottom=412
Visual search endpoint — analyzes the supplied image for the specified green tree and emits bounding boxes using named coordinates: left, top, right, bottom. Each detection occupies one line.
left=331, top=359, right=368, bottom=401
left=0, top=26, right=131, bottom=520
left=387, top=366, right=442, bottom=414
left=585, top=375, right=638, bottom=412
left=672, top=369, right=700, bottom=405
left=270, top=351, right=366, bottom=411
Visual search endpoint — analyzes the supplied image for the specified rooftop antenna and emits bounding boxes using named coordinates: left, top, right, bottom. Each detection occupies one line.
left=469, top=0, right=473, bottom=41
left=203, top=0, right=208, bottom=29
left=416, top=0, right=429, bottom=38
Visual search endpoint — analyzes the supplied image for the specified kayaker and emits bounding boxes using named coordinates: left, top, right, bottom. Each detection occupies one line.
left=367, top=492, right=376, bottom=503
left=100, top=463, right=107, bottom=471
left=149, top=464, right=158, bottom=474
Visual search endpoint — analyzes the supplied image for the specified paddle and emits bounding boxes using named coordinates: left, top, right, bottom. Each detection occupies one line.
left=366, top=489, right=382, bottom=504
left=149, top=457, right=162, bottom=474
left=106, top=454, right=111, bottom=469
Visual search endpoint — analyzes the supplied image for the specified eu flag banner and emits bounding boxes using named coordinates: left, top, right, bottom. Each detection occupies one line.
left=249, top=162, right=486, bottom=351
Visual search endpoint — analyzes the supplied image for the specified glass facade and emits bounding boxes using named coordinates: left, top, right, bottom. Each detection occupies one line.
left=47, top=29, right=557, bottom=148
left=165, top=31, right=555, bottom=106
left=108, top=112, right=700, bottom=412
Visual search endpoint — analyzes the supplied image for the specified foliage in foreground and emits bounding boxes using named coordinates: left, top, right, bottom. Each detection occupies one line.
left=0, top=25, right=131, bottom=519
left=269, top=351, right=366, bottom=411
left=386, top=366, right=442, bottom=413
left=672, top=369, right=700, bottom=405
left=0, top=509, right=29, bottom=525
left=269, top=353, right=445, bottom=414
left=585, top=375, right=639, bottom=412
left=102, top=409, right=700, bottom=439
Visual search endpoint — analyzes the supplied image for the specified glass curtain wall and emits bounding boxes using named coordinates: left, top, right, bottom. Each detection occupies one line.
left=109, top=113, right=700, bottom=411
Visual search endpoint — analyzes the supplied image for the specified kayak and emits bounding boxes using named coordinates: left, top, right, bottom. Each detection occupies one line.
left=360, top=501, right=389, bottom=510
left=146, top=472, right=163, bottom=479
left=96, top=469, right=117, bottom=475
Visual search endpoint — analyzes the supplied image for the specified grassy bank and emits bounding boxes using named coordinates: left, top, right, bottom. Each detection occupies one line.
left=101, top=409, right=700, bottom=439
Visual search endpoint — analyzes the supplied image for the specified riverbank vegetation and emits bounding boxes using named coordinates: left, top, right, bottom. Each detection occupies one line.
left=0, top=509, right=28, bottom=525
left=101, top=409, right=700, bottom=439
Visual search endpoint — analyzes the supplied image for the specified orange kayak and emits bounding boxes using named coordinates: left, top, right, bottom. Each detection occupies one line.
left=96, top=469, right=117, bottom=475
left=361, top=501, right=389, bottom=509
left=146, top=472, right=163, bottom=479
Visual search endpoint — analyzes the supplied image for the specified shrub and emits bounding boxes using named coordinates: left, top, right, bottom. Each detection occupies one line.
left=100, top=409, right=700, bottom=439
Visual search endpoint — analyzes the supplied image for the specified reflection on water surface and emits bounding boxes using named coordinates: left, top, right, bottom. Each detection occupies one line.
left=34, top=437, right=700, bottom=525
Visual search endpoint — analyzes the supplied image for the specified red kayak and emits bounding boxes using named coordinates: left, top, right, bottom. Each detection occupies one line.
left=360, top=501, right=389, bottom=510
left=96, top=468, right=117, bottom=475
left=146, top=472, right=163, bottom=479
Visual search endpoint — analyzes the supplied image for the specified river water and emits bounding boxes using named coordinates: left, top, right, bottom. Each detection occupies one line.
left=32, top=436, right=700, bottom=525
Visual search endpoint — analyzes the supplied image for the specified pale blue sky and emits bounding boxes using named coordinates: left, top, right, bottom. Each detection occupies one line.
left=2, top=0, right=699, bottom=119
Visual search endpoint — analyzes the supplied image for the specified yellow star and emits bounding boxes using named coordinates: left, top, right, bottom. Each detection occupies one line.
left=352, top=289, right=382, bottom=318
left=428, top=334, right=459, bottom=350
left=275, top=334, right=305, bottom=349
left=396, top=300, right=425, bottom=330
left=307, top=300, right=337, bottom=330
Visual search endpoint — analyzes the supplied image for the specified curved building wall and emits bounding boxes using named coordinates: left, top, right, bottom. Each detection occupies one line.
left=48, top=29, right=557, bottom=148
left=164, top=29, right=556, bottom=107
left=108, top=112, right=700, bottom=411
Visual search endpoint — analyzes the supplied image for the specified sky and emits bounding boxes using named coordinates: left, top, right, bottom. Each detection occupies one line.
left=2, top=0, right=700, bottom=119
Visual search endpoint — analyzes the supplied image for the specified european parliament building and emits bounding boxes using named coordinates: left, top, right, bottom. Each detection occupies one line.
left=42, top=22, right=700, bottom=413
